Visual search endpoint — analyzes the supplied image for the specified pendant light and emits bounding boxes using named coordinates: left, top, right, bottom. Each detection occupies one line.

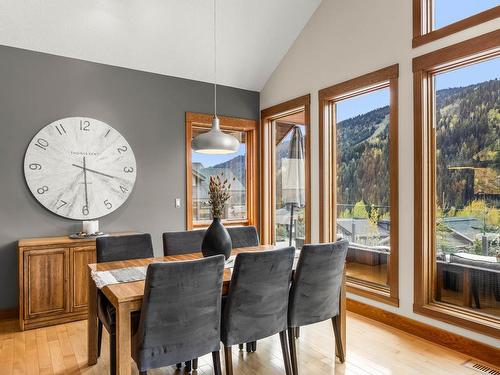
left=191, top=0, right=240, bottom=154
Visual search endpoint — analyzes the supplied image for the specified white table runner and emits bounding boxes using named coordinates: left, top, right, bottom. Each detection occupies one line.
left=91, top=251, right=301, bottom=289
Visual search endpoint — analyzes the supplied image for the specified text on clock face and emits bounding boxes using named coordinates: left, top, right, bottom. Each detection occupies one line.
left=24, top=117, right=137, bottom=220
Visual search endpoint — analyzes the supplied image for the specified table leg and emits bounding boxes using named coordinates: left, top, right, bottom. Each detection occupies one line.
left=336, top=268, right=346, bottom=362
left=87, top=271, right=98, bottom=365
left=116, top=302, right=133, bottom=375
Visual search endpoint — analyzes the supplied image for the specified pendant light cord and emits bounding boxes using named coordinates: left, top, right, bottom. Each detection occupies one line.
left=214, top=0, right=217, bottom=117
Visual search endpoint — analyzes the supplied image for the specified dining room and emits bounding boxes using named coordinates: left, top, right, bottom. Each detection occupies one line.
left=0, top=1, right=499, bottom=374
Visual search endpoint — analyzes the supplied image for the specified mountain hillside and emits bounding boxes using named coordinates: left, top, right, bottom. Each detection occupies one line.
left=211, top=154, right=246, bottom=184
left=200, top=79, right=499, bottom=213
left=337, top=78, right=499, bottom=212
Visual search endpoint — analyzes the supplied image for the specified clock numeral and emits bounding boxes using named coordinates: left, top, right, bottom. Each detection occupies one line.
left=56, top=200, right=67, bottom=210
left=123, top=166, right=134, bottom=173
left=104, top=129, right=111, bottom=137
left=34, top=138, right=49, bottom=151
left=37, top=186, right=49, bottom=194
left=29, top=163, right=42, bottom=170
left=55, top=123, right=67, bottom=135
left=119, top=185, right=128, bottom=193
left=82, top=205, right=89, bottom=216
left=104, top=199, right=112, bottom=209
left=80, top=120, right=91, bottom=131
left=117, top=145, right=128, bottom=154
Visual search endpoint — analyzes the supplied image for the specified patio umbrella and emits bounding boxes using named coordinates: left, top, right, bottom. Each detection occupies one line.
left=281, top=126, right=305, bottom=246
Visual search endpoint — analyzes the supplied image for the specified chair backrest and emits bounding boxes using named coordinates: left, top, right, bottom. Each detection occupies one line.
left=162, top=230, right=205, bottom=255
left=96, top=233, right=154, bottom=263
left=288, top=240, right=349, bottom=327
left=221, top=247, right=294, bottom=346
left=134, top=255, right=225, bottom=371
left=226, top=226, right=259, bottom=248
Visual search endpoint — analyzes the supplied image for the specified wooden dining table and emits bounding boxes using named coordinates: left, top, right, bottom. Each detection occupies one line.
left=87, top=244, right=347, bottom=375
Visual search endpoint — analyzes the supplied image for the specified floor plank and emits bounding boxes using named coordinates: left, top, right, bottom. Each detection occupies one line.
left=0, top=312, right=491, bottom=374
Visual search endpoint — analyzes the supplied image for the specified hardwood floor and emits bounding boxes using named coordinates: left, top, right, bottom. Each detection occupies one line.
left=0, top=312, right=487, bottom=375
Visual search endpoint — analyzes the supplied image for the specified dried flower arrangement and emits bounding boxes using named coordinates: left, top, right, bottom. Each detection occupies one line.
left=208, top=173, right=234, bottom=219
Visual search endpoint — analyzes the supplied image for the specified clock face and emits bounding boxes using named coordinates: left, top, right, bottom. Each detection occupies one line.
left=24, top=117, right=137, bottom=220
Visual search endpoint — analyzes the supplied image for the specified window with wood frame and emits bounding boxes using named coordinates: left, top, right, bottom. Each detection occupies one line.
left=319, top=65, right=399, bottom=306
left=185, top=112, right=258, bottom=230
left=413, top=0, right=500, bottom=48
left=413, top=30, right=500, bottom=338
left=260, top=95, right=311, bottom=249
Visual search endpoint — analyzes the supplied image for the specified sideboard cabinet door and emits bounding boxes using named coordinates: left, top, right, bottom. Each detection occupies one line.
left=71, top=246, right=96, bottom=312
left=23, top=248, right=70, bottom=320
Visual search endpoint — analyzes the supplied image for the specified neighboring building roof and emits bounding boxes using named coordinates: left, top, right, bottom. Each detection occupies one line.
left=336, top=218, right=390, bottom=239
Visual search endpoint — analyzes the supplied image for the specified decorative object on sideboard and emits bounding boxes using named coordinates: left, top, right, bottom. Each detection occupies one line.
left=202, top=173, right=233, bottom=259
left=24, top=117, right=137, bottom=220
left=83, top=220, right=99, bottom=235
left=191, top=0, right=240, bottom=155
left=69, top=221, right=107, bottom=239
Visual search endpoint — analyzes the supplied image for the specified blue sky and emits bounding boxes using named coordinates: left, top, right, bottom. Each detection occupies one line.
left=336, top=87, right=390, bottom=122
left=434, top=0, right=499, bottom=29
left=435, top=57, right=500, bottom=90
left=335, top=57, right=499, bottom=121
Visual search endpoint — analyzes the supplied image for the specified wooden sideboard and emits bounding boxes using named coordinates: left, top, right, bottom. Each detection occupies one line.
left=18, top=235, right=98, bottom=330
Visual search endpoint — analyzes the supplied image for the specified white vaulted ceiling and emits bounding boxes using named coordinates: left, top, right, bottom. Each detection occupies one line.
left=0, top=0, right=321, bottom=91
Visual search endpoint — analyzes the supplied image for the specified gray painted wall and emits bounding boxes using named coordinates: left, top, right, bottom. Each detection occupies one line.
left=0, top=45, right=259, bottom=309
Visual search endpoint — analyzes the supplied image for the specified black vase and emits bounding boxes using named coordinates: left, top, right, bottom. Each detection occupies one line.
left=202, top=218, right=232, bottom=260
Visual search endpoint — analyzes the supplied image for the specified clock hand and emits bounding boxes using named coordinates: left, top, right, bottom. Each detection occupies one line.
left=83, top=157, right=89, bottom=208
left=72, top=163, right=116, bottom=179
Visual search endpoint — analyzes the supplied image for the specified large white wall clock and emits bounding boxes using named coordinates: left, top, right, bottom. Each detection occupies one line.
left=24, top=117, right=137, bottom=220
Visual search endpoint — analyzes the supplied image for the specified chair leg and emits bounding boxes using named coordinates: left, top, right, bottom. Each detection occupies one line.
left=245, top=341, right=256, bottom=352
left=192, top=358, right=198, bottom=370
left=331, top=316, right=345, bottom=363
left=287, top=327, right=298, bottom=375
left=294, top=327, right=300, bottom=339
left=185, top=360, right=192, bottom=372
left=279, top=330, right=292, bottom=375
left=97, top=320, right=103, bottom=358
left=223, top=345, right=233, bottom=375
left=109, top=333, right=116, bottom=375
left=212, top=351, right=222, bottom=375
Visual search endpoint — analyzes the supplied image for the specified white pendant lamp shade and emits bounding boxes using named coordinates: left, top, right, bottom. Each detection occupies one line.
left=191, top=0, right=240, bottom=155
left=191, top=117, right=239, bottom=154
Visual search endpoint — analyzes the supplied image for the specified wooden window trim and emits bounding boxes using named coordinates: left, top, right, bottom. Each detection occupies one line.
left=185, top=112, right=258, bottom=230
left=260, top=95, right=311, bottom=245
left=413, top=30, right=500, bottom=338
left=319, top=65, right=399, bottom=306
left=413, top=0, right=500, bottom=48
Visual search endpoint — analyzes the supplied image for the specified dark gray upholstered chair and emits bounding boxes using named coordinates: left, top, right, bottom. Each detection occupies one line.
left=226, top=226, right=260, bottom=352
left=162, top=229, right=205, bottom=256
left=287, top=240, right=349, bottom=374
left=221, top=247, right=295, bottom=375
left=131, top=256, right=225, bottom=375
left=161, top=229, right=206, bottom=371
left=226, top=226, right=259, bottom=249
left=95, top=233, right=154, bottom=375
